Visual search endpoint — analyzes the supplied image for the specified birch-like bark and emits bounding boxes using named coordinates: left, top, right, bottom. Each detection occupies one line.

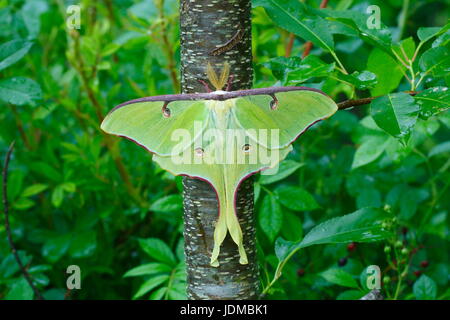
left=180, top=0, right=259, bottom=300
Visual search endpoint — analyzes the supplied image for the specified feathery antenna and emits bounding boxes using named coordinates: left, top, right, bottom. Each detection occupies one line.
left=206, top=62, right=230, bottom=91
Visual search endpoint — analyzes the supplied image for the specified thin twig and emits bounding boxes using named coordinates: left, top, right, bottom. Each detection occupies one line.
left=302, top=41, right=313, bottom=58
left=397, top=0, right=410, bottom=42
left=337, top=91, right=418, bottom=110
left=285, top=33, right=295, bottom=57
left=10, top=105, right=32, bottom=150
left=302, top=0, right=329, bottom=58
left=70, top=30, right=104, bottom=122
left=102, top=0, right=116, bottom=25
left=2, top=141, right=44, bottom=300
left=157, top=0, right=180, bottom=93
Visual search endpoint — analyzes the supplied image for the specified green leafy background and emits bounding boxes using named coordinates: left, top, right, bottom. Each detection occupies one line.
left=0, top=0, right=448, bottom=300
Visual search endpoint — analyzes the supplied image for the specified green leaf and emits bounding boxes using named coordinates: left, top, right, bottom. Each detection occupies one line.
left=263, top=56, right=334, bottom=85
left=337, top=70, right=377, bottom=90
left=0, top=8, right=13, bottom=38
left=320, top=268, right=359, bottom=289
left=274, top=237, right=297, bottom=262
left=419, top=46, right=450, bottom=78
left=300, top=207, right=392, bottom=248
left=29, top=272, right=49, bottom=288
left=418, top=27, right=442, bottom=43
left=123, top=263, right=172, bottom=277
left=386, top=184, right=428, bottom=220
left=433, top=29, right=450, bottom=48
left=415, top=87, right=450, bottom=120
left=7, top=171, right=24, bottom=201
left=60, top=182, right=76, bottom=193
left=254, top=0, right=334, bottom=51
left=367, top=48, right=404, bottom=96
left=356, top=187, right=381, bottom=209
left=150, top=194, right=182, bottom=213
left=326, top=10, right=392, bottom=52
left=69, top=231, right=97, bottom=258
left=260, top=160, right=304, bottom=185
left=20, top=0, right=48, bottom=39
left=168, top=281, right=188, bottom=300
left=101, top=43, right=121, bottom=57
left=400, top=189, right=428, bottom=220
left=6, top=278, right=34, bottom=300
left=168, top=287, right=187, bottom=300
left=428, top=263, right=448, bottom=287
left=326, top=19, right=359, bottom=38
left=275, top=185, right=319, bottom=211
left=275, top=208, right=392, bottom=264
left=12, top=198, right=35, bottom=210
left=0, top=77, right=42, bottom=105
left=133, top=275, right=169, bottom=299
left=370, top=93, right=420, bottom=140
left=413, top=275, right=437, bottom=300
left=281, top=211, right=303, bottom=241
left=418, top=23, right=450, bottom=43
left=128, top=0, right=158, bottom=20
left=42, top=234, right=72, bottom=263
left=336, top=289, right=365, bottom=300
left=170, top=284, right=188, bottom=299
left=29, top=162, right=62, bottom=182
left=286, top=58, right=335, bottom=85
left=138, top=238, right=177, bottom=266
left=149, top=287, right=168, bottom=300
left=174, top=262, right=186, bottom=279
left=259, top=194, right=283, bottom=242
left=351, top=134, right=390, bottom=169
left=0, top=251, right=31, bottom=278
left=42, top=289, right=66, bottom=300
left=21, top=184, right=48, bottom=197
left=51, top=185, right=64, bottom=208
left=0, top=40, right=33, bottom=71
left=175, top=239, right=185, bottom=262
left=429, top=141, right=450, bottom=157
left=254, top=182, right=261, bottom=202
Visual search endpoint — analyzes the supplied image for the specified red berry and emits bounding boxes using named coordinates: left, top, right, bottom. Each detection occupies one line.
left=347, top=242, right=356, bottom=252
left=420, top=261, right=429, bottom=268
left=402, top=227, right=408, bottom=235
left=297, top=268, right=305, bottom=277
left=414, top=270, right=422, bottom=277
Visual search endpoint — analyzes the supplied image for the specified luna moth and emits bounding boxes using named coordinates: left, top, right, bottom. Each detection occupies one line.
left=100, top=63, right=338, bottom=267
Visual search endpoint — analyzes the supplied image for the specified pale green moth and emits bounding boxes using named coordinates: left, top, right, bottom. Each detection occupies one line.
left=100, top=63, right=338, bottom=267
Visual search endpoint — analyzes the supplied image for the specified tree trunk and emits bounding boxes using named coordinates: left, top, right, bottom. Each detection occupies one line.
left=180, top=0, right=259, bottom=300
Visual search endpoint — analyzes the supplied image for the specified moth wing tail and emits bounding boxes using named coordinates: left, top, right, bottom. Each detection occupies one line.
left=211, top=211, right=227, bottom=267
left=226, top=192, right=248, bottom=265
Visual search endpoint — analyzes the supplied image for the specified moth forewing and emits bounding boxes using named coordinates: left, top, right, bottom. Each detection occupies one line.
left=169, top=128, right=194, bottom=165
